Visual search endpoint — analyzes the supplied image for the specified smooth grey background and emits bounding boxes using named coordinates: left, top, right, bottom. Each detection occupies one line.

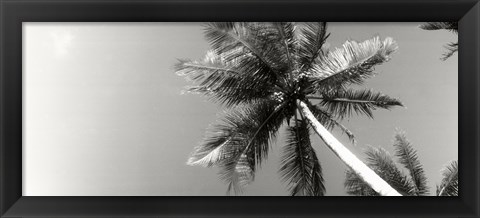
left=23, top=22, right=457, bottom=196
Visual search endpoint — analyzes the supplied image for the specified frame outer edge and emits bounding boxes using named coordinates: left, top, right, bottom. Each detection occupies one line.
left=459, top=2, right=480, bottom=217
left=1, top=0, right=6, bottom=216
left=1, top=0, right=479, bottom=218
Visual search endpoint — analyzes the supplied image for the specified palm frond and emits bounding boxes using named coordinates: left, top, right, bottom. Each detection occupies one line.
left=280, top=118, right=325, bottom=196
left=176, top=51, right=276, bottom=107
left=419, top=22, right=458, bottom=60
left=273, top=22, right=296, bottom=73
left=297, top=22, right=330, bottom=71
left=309, top=36, right=397, bottom=89
left=273, top=22, right=295, bottom=43
left=436, top=161, right=458, bottom=196
left=344, top=170, right=379, bottom=196
left=345, top=146, right=415, bottom=196
left=393, top=133, right=429, bottom=196
left=363, top=147, right=415, bottom=196
left=220, top=152, right=256, bottom=195
left=419, top=22, right=458, bottom=33
left=186, top=135, right=232, bottom=167
left=188, top=100, right=285, bottom=165
left=441, top=42, right=458, bottom=61
left=201, top=100, right=288, bottom=194
left=272, top=22, right=296, bottom=51
left=204, top=22, right=288, bottom=82
left=305, top=102, right=356, bottom=144
left=319, top=89, right=403, bottom=119
left=176, top=54, right=240, bottom=79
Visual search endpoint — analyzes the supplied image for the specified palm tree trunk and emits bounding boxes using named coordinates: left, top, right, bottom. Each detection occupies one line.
left=297, top=100, right=402, bottom=196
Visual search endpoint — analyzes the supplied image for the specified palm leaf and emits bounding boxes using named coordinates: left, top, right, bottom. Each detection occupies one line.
left=204, top=22, right=287, bottom=82
left=216, top=101, right=285, bottom=193
left=272, top=22, right=295, bottom=53
left=436, top=161, right=458, bottom=196
left=318, top=89, right=403, bottom=119
left=297, top=22, right=329, bottom=71
left=393, top=133, right=429, bottom=196
left=344, top=170, right=379, bottom=196
left=441, top=42, right=458, bottom=61
left=280, top=118, right=325, bottom=196
left=345, top=147, right=414, bottom=196
left=188, top=100, right=285, bottom=165
left=176, top=50, right=278, bottom=107
left=363, top=147, right=415, bottom=196
left=309, top=36, right=397, bottom=90
left=273, top=22, right=296, bottom=73
left=419, top=22, right=458, bottom=33
left=220, top=152, right=256, bottom=195
left=419, top=22, right=458, bottom=60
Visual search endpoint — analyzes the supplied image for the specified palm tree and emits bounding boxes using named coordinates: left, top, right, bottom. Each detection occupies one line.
left=436, top=161, right=458, bottom=196
left=176, top=22, right=403, bottom=196
left=344, top=132, right=458, bottom=196
left=419, top=22, right=458, bottom=60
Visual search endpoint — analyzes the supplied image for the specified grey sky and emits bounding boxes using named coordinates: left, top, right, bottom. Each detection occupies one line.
left=23, top=22, right=457, bottom=196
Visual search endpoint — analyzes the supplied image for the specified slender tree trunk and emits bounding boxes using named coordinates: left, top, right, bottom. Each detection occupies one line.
left=297, top=100, right=402, bottom=196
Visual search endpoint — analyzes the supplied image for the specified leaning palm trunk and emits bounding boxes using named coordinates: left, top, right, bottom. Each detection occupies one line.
left=298, top=100, right=402, bottom=196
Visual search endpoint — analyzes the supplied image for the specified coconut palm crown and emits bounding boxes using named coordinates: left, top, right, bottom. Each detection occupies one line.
left=345, top=132, right=458, bottom=196
left=176, top=22, right=403, bottom=196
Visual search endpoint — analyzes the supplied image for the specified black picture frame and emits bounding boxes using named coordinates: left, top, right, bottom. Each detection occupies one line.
left=1, top=0, right=479, bottom=217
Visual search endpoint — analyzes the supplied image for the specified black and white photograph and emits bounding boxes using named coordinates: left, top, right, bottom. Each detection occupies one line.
left=23, top=22, right=458, bottom=196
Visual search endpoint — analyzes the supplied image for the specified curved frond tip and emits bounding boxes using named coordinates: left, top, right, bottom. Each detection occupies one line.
left=309, top=36, right=398, bottom=88
left=319, top=89, right=403, bottom=119
left=187, top=138, right=231, bottom=167
left=437, top=160, right=458, bottom=196
left=393, top=133, right=429, bottom=196
left=280, top=119, right=325, bottom=196
left=419, top=22, right=458, bottom=33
